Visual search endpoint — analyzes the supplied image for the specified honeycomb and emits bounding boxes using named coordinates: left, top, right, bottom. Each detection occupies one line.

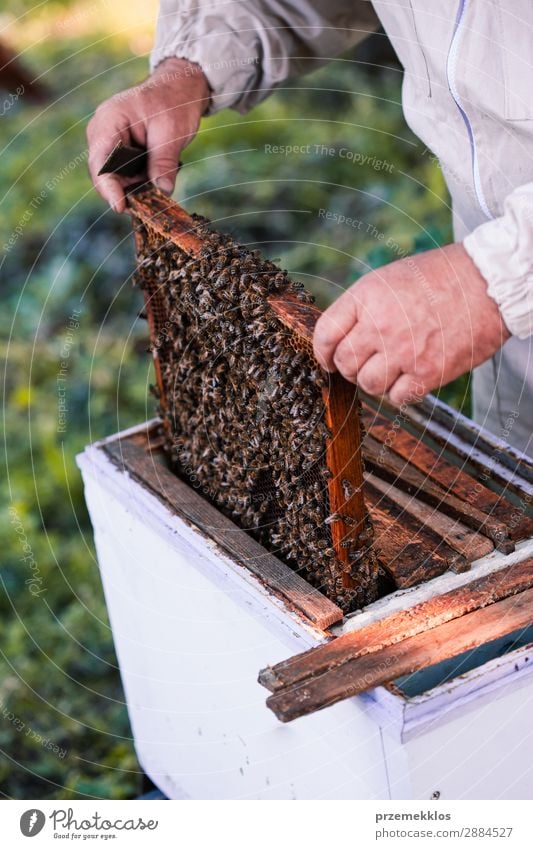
left=132, top=210, right=378, bottom=612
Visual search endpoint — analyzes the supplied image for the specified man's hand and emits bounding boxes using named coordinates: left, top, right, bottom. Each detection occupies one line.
left=87, top=57, right=210, bottom=212
left=313, top=243, right=511, bottom=405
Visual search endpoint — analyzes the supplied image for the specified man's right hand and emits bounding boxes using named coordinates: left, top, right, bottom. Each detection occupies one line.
left=87, top=57, right=210, bottom=212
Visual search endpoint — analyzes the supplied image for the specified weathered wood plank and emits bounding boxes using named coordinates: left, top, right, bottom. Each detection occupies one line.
left=264, top=583, right=533, bottom=721
left=365, top=411, right=533, bottom=541
left=366, top=472, right=494, bottom=561
left=361, top=391, right=533, bottom=503
left=365, top=481, right=466, bottom=587
left=103, top=437, right=344, bottom=629
left=364, top=433, right=513, bottom=552
left=259, top=555, right=533, bottom=693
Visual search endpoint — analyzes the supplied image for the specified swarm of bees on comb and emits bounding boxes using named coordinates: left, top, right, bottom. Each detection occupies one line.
left=129, top=189, right=378, bottom=613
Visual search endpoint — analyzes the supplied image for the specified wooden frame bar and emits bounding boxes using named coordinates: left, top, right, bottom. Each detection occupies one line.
left=259, top=556, right=533, bottom=721
left=364, top=411, right=533, bottom=542
left=362, top=391, right=533, bottom=504
left=364, top=433, right=513, bottom=551
left=267, top=294, right=371, bottom=585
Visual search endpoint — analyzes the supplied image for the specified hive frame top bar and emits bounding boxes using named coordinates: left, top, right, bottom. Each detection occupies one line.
left=127, top=186, right=206, bottom=256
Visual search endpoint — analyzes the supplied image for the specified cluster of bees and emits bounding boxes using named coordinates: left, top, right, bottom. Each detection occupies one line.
left=133, top=215, right=378, bottom=611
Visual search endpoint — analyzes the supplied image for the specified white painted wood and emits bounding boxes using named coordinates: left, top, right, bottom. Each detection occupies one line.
left=423, top=394, right=533, bottom=471
left=78, top=447, right=389, bottom=800
left=400, top=642, right=533, bottom=742
left=402, top=676, right=533, bottom=800
left=336, top=538, right=533, bottom=636
left=77, top=425, right=533, bottom=800
left=367, top=648, right=533, bottom=800
left=78, top=443, right=327, bottom=646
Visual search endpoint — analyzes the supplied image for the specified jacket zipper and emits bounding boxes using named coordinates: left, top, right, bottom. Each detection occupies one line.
left=446, top=0, right=493, bottom=219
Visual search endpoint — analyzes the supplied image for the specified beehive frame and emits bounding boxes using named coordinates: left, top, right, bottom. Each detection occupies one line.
left=122, top=183, right=533, bottom=610
left=98, top=137, right=533, bottom=619
left=126, top=186, right=378, bottom=612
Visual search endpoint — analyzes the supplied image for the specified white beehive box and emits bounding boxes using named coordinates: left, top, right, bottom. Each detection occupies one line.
left=77, top=421, right=533, bottom=800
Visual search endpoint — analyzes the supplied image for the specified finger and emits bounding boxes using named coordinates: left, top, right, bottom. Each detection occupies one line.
left=87, top=114, right=129, bottom=181
left=95, top=171, right=148, bottom=213
left=87, top=112, right=131, bottom=211
left=331, top=327, right=377, bottom=383
left=146, top=117, right=185, bottom=194
left=388, top=373, right=427, bottom=407
left=97, top=174, right=129, bottom=213
left=356, top=353, right=402, bottom=397
left=313, top=289, right=359, bottom=371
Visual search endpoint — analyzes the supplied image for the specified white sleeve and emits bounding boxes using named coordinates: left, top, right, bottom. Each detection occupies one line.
left=463, top=183, right=533, bottom=339
left=150, top=0, right=379, bottom=114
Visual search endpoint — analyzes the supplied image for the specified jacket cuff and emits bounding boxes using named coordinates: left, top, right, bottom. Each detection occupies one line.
left=463, top=210, right=533, bottom=340
left=150, top=17, right=263, bottom=115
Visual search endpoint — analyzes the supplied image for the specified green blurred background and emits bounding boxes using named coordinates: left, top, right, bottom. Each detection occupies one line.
left=1, top=0, right=468, bottom=798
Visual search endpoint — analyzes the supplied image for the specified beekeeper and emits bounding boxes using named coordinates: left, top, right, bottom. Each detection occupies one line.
left=87, top=1, right=532, bottom=454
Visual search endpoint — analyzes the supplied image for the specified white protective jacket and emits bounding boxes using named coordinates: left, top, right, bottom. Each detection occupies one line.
left=151, top=0, right=533, bottom=341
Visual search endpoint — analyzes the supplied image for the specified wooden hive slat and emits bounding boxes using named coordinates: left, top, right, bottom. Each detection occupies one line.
left=259, top=556, right=533, bottom=721
left=260, top=555, right=533, bottom=693
left=364, top=433, right=513, bottom=550
left=362, top=392, right=533, bottom=503
left=364, top=410, right=533, bottom=542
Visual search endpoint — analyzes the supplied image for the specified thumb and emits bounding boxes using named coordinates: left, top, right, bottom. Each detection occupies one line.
left=146, top=117, right=185, bottom=194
